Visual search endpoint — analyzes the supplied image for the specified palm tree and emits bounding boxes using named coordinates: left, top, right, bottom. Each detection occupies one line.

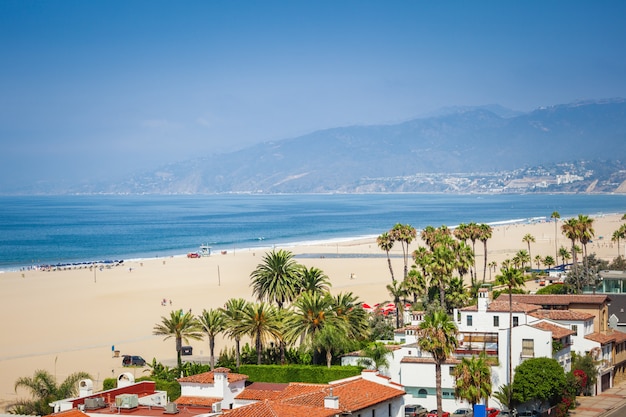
left=153, top=309, right=204, bottom=371
left=198, top=308, right=226, bottom=370
left=454, top=353, right=492, bottom=409
left=551, top=211, right=561, bottom=263
left=418, top=309, right=459, bottom=417
left=284, top=291, right=334, bottom=348
left=577, top=214, right=595, bottom=277
left=377, top=232, right=396, bottom=282
left=612, top=226, right=626, bottom=258
left=11, top=370, right=92, bottom=415
left=558, top=246, right=571, bottom=267
left=221, top=298, right=249, bottom=370
left=250, top=249, right=300, bottom=364
left=562, top=217, right=580, bottom=274
left=544, top=255, right=555, bottom=271
left=250, top=249, right=299, bottom=310
left=495, top=261, right=525, bottom=408
left=391, top=223, right=417, bottom=279
left=404, top=268, right=427, bottom=303
left=238, top=302, right=282, bottom=365
left=513, top=249, right=530, bottom=270
left=479, top=223, right=493, bottom=283
left=297, top=265, right=331, bottom=295
left=386, top=279, right=407, bottom=328
left=467, top=223, right=481, bottom=281
left=522, top=233, right=535, bottom=265
left=446, top=277, right=469, bottom=311
left=313, top=321, right=351, bottom=368
left=331, top=291, right=370, bottom=341
left=534, top=255, right=542, bottom=270
left=359, top=342, right=390, bottom=371
left=429, top=237, right=458, bottom=309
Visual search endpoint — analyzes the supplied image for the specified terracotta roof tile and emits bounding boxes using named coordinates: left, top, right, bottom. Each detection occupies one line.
left=531, top=321, right=575, bottom=339
left=507, top=294, right=610, bottom=306
left=225, top=399, right=338, bottom=417
left=177, top=369, right=248, bottom=384
left=174, top=396, right=221, bottom=407
left=585, top=329, right=626, bottom=345
left=530, top=309, right=595, bottom=321
left=235, top=382, right=288, bottom=400
left=462, top=300, right=540, bottom=313
left=45, top=410, right=90, bottom=417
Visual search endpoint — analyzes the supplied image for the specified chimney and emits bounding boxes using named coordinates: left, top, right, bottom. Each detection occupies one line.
left=324, top=387, right=339, bottom=409
left=477, top=287, right=492, bottom=312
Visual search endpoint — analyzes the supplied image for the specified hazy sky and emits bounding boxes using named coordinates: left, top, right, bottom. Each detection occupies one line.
left=1, top=1, right=625, bottom=188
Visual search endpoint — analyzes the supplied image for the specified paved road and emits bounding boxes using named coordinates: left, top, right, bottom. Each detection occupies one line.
left=569, top=382, right=626, bottom=417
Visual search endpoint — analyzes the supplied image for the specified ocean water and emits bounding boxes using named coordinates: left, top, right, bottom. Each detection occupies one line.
left=1, top=193, right=625, bottom=271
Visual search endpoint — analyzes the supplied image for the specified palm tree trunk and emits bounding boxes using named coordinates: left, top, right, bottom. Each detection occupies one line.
left=386, top=254, right=395, bottom=281
left=256, top=333, right=262, bottom=365
left=482, top=242, right=488, bottom=282
left=235, top=337, right=241, bottom=370
left=176, top=336, right=182, bottom=371
left=209, top=338, right=215, bottom=370
left=508, top=290, right=513, bottom=408
left=436, top=362, right=443, bottom=417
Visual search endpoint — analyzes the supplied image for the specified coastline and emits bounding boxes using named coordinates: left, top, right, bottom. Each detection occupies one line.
left=1, top=213, right=625, bottom=410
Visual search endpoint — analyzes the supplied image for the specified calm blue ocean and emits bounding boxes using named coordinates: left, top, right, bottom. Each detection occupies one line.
left=1, top=193, right=625, bottom=271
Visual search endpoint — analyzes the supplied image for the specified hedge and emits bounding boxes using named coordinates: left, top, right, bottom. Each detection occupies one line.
left=238, top=364, right=363, bottom=383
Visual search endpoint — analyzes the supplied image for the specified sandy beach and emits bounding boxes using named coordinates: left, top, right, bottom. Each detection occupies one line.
left=1, top=213, right=625, bottom=410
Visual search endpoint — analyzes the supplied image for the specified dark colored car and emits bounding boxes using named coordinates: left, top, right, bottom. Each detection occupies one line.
left=122, top=355, right=146, bottom=367
left=405, top=404, right=428, bottom=417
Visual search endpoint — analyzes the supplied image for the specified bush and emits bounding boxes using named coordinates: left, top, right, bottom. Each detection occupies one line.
left=238, top=364, right=363, bottom=383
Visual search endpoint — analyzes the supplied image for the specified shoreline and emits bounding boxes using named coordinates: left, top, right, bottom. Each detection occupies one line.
left=1, top=212, right=625, bottom=410
left=3, top=212, right=622, bottom=274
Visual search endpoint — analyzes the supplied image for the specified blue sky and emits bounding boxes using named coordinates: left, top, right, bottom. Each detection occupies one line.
left=1, top=0, right=625, bottom=189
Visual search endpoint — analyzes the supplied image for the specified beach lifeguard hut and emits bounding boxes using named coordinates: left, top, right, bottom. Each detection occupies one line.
left=199, top=245, right=212, bottom=257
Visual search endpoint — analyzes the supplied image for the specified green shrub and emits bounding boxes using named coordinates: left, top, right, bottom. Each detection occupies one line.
left=238, top=364, right=363, bottom=383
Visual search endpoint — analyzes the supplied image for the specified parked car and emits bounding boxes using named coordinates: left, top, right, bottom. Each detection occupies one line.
left=451, top=409, right=473, bottom=417
left=487, top=408, right=500, bottom=417
left=427, top=410, right=450, bottom=417
left=499, top=410, right=518, bottom=417
left=517, top=411, right=538, bottom=417
left=405, top=404, right=428, bottom=417
left=122, top=355, right=146, bottom=367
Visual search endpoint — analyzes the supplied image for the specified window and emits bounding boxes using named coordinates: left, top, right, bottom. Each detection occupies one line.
left=418, top=389, right=428, bottom=398
left=513, top=316, right=519, bottom=327
left=571, top=324, right=578, bottom=335
left=388, top=404, right=392, bottom=417
left=467, top=315, right=473, bottom=326
left=493, top=316, right=499, bottom=327
left=522, top=339, right=534, bottom=357
left=449, top=366, right=456, bottom=376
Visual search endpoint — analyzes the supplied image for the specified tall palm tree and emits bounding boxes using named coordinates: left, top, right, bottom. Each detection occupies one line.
left=11, top=370, right=92, bottom=415
left=446, top=277, right=469, bottom=311
left=238, top=302, right=282, bottom=365
left=454, top=353, right=492, bottom=409
left=418, top=309, right=459, bottom=417
left=198, top=308, right=226, bottom=370
left=429, top=237, right=458, bottom=309
left=562, top=217, right=580, bottom=270
left=612, top=227, right=624, bottom=258
left=391, top=223, right=417, bottom=279
left=404, top=268, right=427, bottom=303
left=250, top=249, right=300, bottom=310
left=479, top=223, right=493, bottom=283
left=495, top=261, right=525, bottom=408
left=551, top=211, right=561, bottom=263
left=577, top=214, right=595, bottom=275
left=377, top=232, right=396, bottom=282
left=513, top=249, right=530, bottom=270
left=220, top=298, right=249, bottom=370
left=543, top=255, right=555, bottom=271
left=534, top=255, right=542, bottom=270
left=386, top=279, right=407, bottom=328
left=522, top=233, right=535, bottom=266
left=250, top=249, right=300, bottom=364
left=153, top=309, right=204, bottom=371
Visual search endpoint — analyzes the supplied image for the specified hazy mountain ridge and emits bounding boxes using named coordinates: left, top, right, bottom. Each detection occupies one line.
left=23, top=98, right=626, bottom=194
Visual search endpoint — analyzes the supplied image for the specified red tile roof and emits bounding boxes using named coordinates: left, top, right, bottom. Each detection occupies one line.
left=530, top=309, right=595, bottom=321
left=45, top=410, right=90, bottom=417
left=235, top=382, right=288, bottom=400
left=462, top=300, right=540, bottom=313
left=174, top=396, right=221, bottom=407
left=507, top=294, right=610, bottom=306
left=177, top=368, right=248, bottom=384
left=585, top=329, right=626, bottom=345
left=227, top=375, right=404, bottom=416
left=531, top=321, right=575, bottom=339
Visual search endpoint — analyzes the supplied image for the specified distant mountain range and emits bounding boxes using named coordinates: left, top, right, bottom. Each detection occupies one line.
left=41, top=98, right=626, bottom=194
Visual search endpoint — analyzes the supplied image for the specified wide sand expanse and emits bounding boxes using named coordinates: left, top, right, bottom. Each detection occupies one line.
left=1, top=213, right=624, bottom=410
